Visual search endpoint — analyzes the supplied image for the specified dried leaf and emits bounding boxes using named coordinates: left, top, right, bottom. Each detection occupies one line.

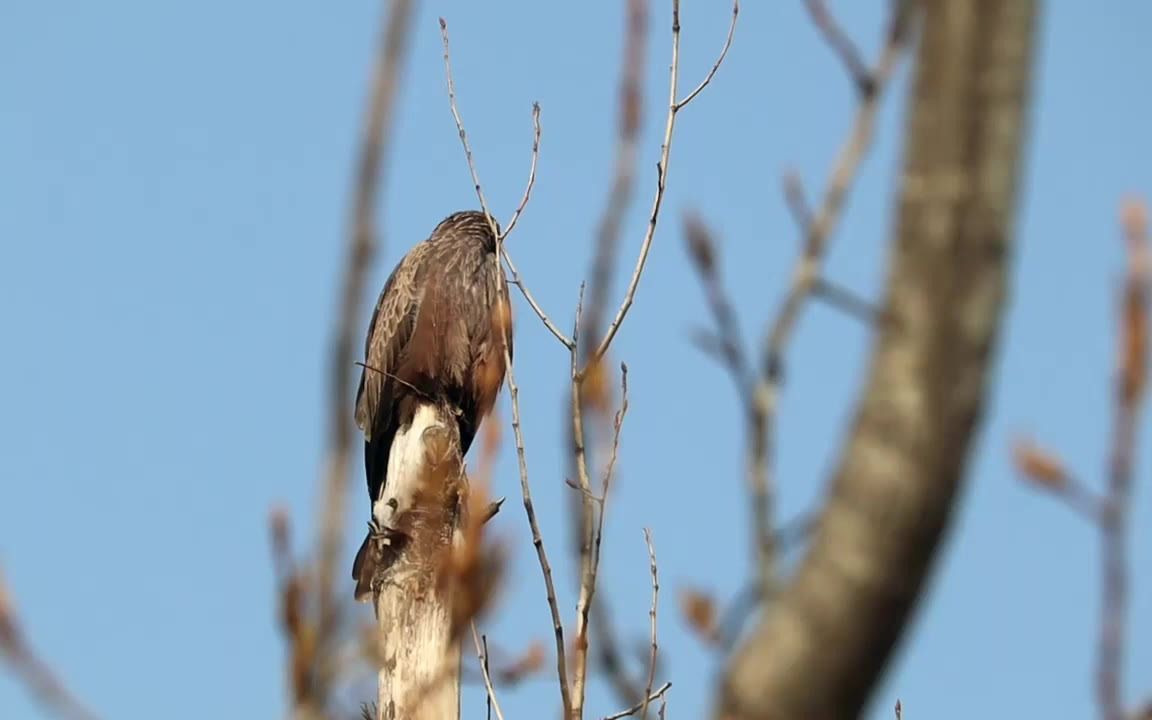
left=495, top=640, right=546, bottom=684
left=1120, top=196, right=1150, bottom=408
left=684, top=212, right=716, bottom=276
left=1012, top=437, right=1068, bottom=492
left=581, top=356, right=613, bottom=416
left=679, top=587, right=720, bottom=646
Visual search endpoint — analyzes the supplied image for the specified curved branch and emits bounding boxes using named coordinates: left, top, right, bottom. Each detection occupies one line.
left=718, top=2, right=1041, bottom=717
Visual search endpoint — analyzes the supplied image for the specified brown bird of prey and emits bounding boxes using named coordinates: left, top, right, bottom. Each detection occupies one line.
left=351, top=210, right=512, bottom=601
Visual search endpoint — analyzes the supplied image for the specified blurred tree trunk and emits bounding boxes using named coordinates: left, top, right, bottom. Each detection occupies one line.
left=716, top=2, right=1040, bottom=718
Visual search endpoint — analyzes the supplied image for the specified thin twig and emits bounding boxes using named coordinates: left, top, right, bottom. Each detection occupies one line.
left=749, top=1, right=911, bottom=599
left=1097, top=197, right=1149, bottom=720
left=439, top=18, right=496, bottom=238
left=580, top=0, right=650, bottom=358
left=684, top=212, right=751, bottom=397
left=586, top=0, right=740, bottom=370
left=498, top=104, right=575, bottom=348
left=638, top=529, right=660, bottom=720
left=812, top=278, right=882, bottom=325
left=501, top=102, right=542, bottom=242
left=673, top=0, right=739, bottom=110
left=587, top=364, right=645, bottom=707
left=312, top=0, right=415, bottom=711
left=471, top=625, right=505, bottom=720
left=440, top=19, right=571, bottom=350
left=502, top=326, right=572, bottom=716
left=0, top=569, right=101, bottom=720
left=593, top=364, right=630, bottom=580
left=803, top=0, right=874, bottom=96
left=601, top=682, right=673, bottom=720
left=570, top=283, right=599, bottom=719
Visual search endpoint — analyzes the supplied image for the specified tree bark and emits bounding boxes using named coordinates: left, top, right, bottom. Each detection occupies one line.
left=717, top=2, right=1040, bottom=718
left=370, top=404, right=465, bottom=720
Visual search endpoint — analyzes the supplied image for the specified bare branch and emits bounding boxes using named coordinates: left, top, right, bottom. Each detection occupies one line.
left=602, top=682, right=673, bottom=720
left=674, top=0, right=740, bottom=110
left=720, top=2, right=1039, bottom=715
left=684, top=213, right=750, bottom=396
left=580, top=0, right=650, bottom=359
left=308, top=0, right=416, bottom=713
left=593, top=363, right=630, bottom=581
left=500, top=102, right=542, bottom=242
left=438, top=17, right=497, bottom=238
left=471, top=626, right=505, bottom=720
left=570, top=284, right=599, bottom=719
left=440, top=19, right=571, bottom=351
left=639, top=529, right=660, bottom=720
left=0, top=569, right=101, bottom=720
left=498, top=104, right=576, bottom=348
left=748, top=0, right=911, bottom=597
left=503, top=341, right=572, bottom=716
left=587, top=0, right=741, bottom=369
left=803, top=0, right=874, bottom=96
left=811, top=278, right=882, bottom=326
left=1097, top=196, right=1149, bottom=720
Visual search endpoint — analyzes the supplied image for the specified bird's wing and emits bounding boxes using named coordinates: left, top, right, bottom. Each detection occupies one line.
left=354, top=243, right=429, bottom=439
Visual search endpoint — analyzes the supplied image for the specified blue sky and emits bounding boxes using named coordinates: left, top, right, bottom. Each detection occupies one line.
left=1, top=2, right=1149, bottom=719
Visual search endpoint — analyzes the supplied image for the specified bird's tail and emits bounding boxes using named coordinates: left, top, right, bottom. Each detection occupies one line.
left=351, top=530, right=375, bottom=603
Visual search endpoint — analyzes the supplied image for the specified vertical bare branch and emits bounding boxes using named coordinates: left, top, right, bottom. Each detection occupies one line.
left=504, top=328, right=575, bottom=717
left=471, top=625, right=506, bottom=720
left=638, top=529, right=660, bottom=720
left=1097, top=197, right=1149, bottom=720
left=304, top=0, right=416, bottom=714
left=748, top=0, right=912, bottom=597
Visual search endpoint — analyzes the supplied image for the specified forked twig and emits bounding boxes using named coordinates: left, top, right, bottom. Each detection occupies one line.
left=439, top=19, right=572, bottom=349
left=749, top=0, right=912, bottom=596
left=585, top=0, right=741, bottom=370
left=602, top=682, right=673, bottom=720
left=471, top=625, right=505, bottom=720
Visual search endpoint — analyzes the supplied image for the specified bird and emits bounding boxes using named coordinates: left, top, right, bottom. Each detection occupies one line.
left=351, top=210, right=512, bottom=602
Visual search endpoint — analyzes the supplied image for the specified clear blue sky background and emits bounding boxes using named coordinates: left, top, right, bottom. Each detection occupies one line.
left=2, top=2, right=1149, bottom=718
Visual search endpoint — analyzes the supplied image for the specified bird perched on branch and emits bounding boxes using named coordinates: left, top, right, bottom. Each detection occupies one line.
left=351, top=210, right=512, bottom=601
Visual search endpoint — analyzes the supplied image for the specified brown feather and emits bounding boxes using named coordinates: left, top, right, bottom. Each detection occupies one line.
left=351, top=210, right=512, bottom=598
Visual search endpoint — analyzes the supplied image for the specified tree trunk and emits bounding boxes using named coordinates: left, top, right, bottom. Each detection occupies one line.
left=370, top=404, right=464, bottom=720
left=716, top=2, right=1040, bottom=717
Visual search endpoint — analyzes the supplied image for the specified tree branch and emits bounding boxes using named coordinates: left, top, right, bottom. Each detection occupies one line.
left=1097, top=197, right=1149, bottom=720
left=0, top=569, right=100, bottom=720
left=302, top=0, right=416, bottom=714
left=748, top=0, right=912, bottom=599
left=638, top=529, right=660, bottom=720
left=586, top=0, right=740, bottom=370
left=719, top=2, right=1041, bottom=716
